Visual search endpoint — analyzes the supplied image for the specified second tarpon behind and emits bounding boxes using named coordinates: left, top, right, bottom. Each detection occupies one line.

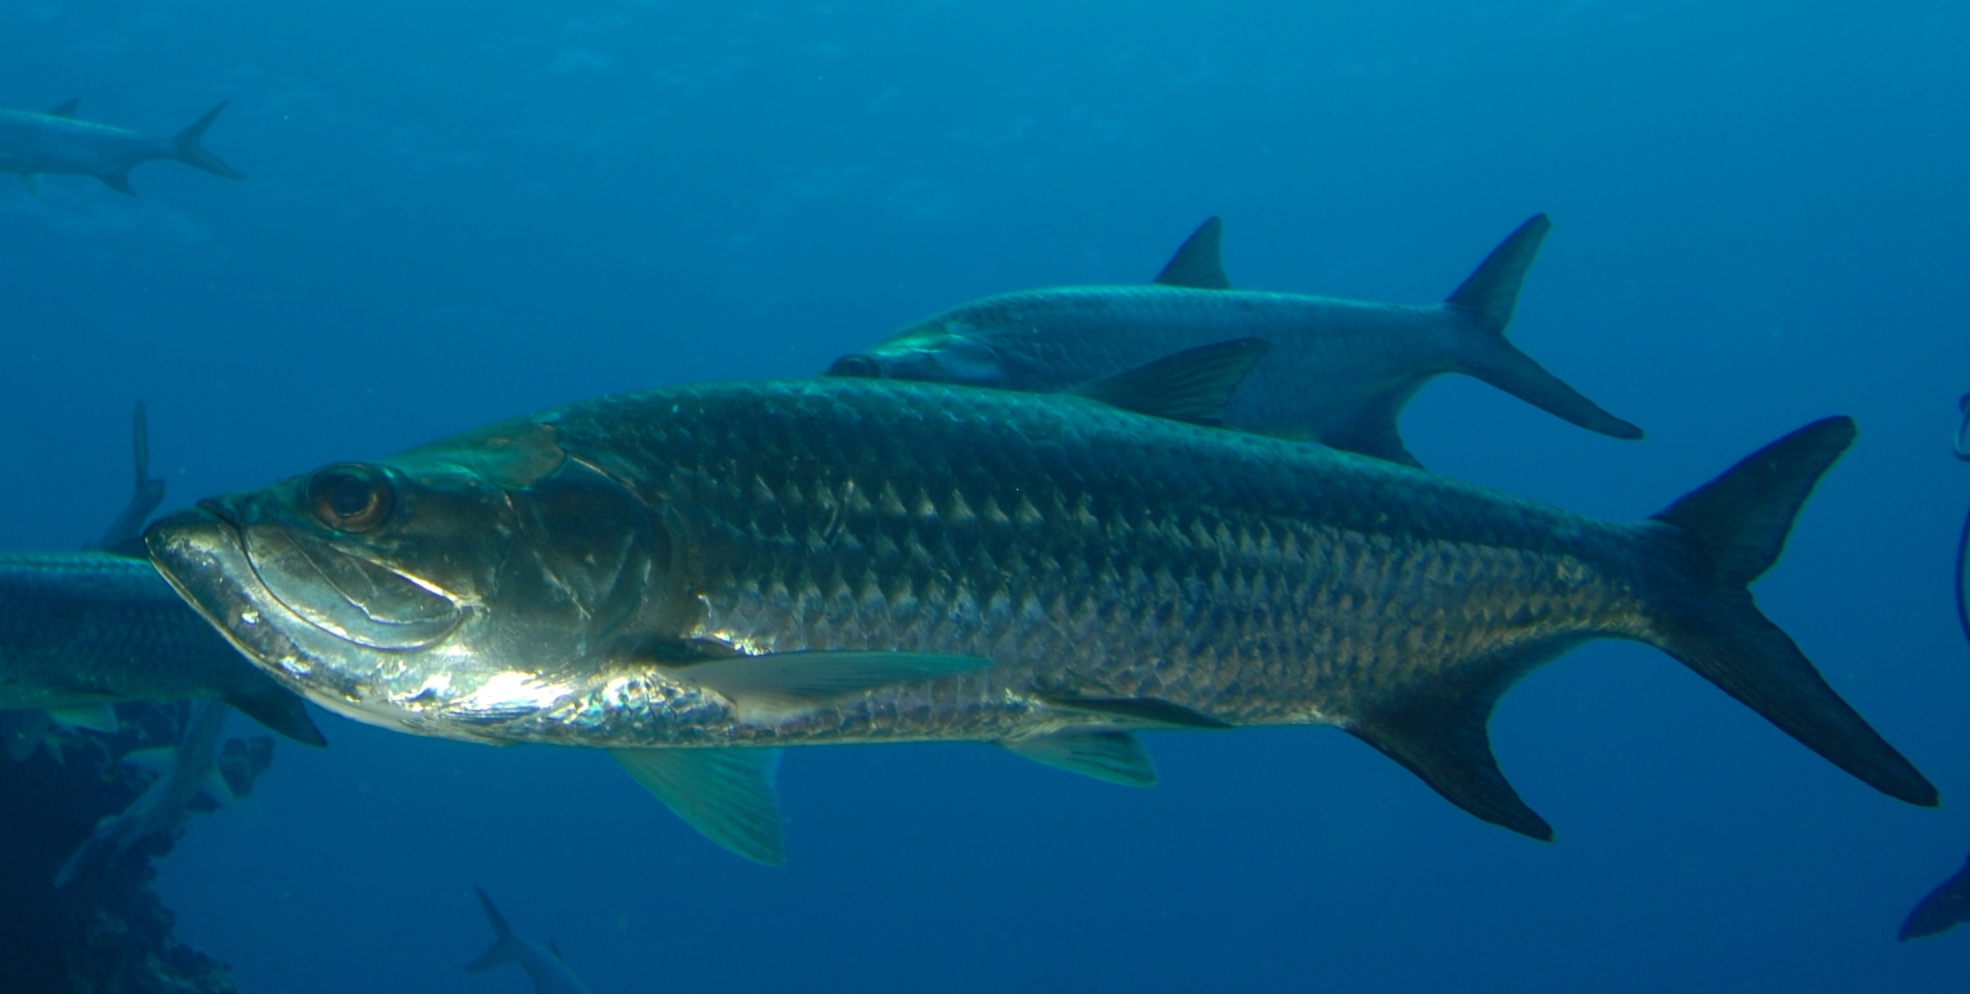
left=0, top=98, right=243, bottom=196
left=828, top=215, right=1640, bottom=467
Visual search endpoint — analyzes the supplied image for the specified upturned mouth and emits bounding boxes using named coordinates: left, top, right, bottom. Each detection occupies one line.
left=145, top=507, right=367, bottom=707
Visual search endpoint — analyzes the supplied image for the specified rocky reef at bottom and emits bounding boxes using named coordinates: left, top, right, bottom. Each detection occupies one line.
left=0, top=703, right=273, bottom=993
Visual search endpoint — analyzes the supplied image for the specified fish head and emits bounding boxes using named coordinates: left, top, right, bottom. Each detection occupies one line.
left=827, top=320, right=1007, bottom=386
left=144, top=419, right=664, bottom=738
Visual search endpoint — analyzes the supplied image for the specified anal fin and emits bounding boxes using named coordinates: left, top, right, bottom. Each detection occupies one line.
left=611, top=748, right=786, bottom=865
left=1003, top=728, right=1156, bottom=786
left=98, top=168, right=135, bottom=195
left=1319, top=384, right=1424, bottom=468
left=1344, top=647, right=1557, bottom=840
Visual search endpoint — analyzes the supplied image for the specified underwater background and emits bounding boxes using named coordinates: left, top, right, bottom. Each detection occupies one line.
left=0, top=0, right=1966, bottom=990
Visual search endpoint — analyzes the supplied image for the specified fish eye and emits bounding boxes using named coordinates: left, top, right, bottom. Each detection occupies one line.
left=306, top=463, right=395, bottom=533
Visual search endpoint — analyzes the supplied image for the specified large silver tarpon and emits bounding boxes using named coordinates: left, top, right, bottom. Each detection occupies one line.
left=144, top=356, right=1932, bottom=862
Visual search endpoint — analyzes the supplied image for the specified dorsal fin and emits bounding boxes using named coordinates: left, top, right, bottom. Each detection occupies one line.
left=1152, top=217, right=1231, bottom=290
left=1071, top=338, right=1269, bottom=426
left=45, top=98, right=79, bottom=118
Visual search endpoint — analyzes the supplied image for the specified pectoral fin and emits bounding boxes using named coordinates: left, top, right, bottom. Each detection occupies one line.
left=611, top=748, right=786, bottom=865
left=667, top=650, right=989, bottom=722
left=1003, top=728, right=1157, bottom=786
left=48, top=705, right=120, bottom=734
left=20, top=174, right=38, bottom=197
left=1071, top=338, right=1269, bottom=427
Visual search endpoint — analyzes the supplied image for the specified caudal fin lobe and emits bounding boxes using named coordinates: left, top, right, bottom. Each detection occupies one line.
left=1444, top=214, right=1644, bottom=442
left=169, top=102, right=245, bottom=181
left=466, top=888, right=521, bottom=972
left=1648, top=417, right=1937, bottom=806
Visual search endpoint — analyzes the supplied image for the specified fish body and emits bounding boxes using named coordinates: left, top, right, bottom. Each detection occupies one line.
left=828, top=216, right=1641, bottom=466
left=0, top=99, right=243, bottom=196
left=54, top=699, right=233, bottom=886
left=148, top=375, right=1931, bottom=860
left=467, top=889, right=595, bottom=994
left=0, top=551, right=322, bottom=745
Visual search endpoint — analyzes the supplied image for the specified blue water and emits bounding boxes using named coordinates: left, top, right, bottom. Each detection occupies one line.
left=2, top=0, right=1967, bottom=990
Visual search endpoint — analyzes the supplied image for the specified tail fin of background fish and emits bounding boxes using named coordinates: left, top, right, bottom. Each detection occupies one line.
left=168, top=102, right=245, bottom=182
left=466, top=888, right=522, bottom=972
left=1900, top=854, right=1970, bottom=941
left=1442, top=214, right=1644, bottom=441
left=86, top=401, right=166, bottom=556
left=1349, top=418, right=1934, bottom=841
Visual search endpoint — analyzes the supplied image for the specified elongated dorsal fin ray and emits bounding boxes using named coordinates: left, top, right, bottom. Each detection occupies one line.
left=1152, top=217, right=1231, bottom=290
left=1072, top=338, right=1269, bottom=426
left=45, top=98, right=79, bottom=117
left=1003, top=728, right=1157, bottom=786
left=89, top=400, right=168, bottom=553
left=611, top=748, right=786, bottom=864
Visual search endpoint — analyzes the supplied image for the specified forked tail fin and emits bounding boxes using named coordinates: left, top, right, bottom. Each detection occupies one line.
left=466, top=887, right=521, bottom=972
left=1443, top=214, right=1644, bottom=442
left=169, top=102, right=245, bottom=181
left=1346, top=417, right=1934, bottom=842
left=1646, top=417, right=1937, bottom=806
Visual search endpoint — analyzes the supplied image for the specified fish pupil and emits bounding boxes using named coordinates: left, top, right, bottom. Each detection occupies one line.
left=329, top=476, right=373, bottom=517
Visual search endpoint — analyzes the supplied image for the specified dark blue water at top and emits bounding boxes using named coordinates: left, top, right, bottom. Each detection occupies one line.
left=1, top=1, right=1966, bottom=990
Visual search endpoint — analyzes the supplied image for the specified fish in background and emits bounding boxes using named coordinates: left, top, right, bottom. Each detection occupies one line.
left=0, top=98, right=243, bottom=196
left=467, top=888, right=596, bottom=994
left=0, top=402, right=325, bottom=747
left=144, top=345, right=1934, bottom=864
left=1897, top=395, right=1970, bottom=942
left=827, top=215, right=1641, bottom=467
left=54, top=699, right=234, bottom=887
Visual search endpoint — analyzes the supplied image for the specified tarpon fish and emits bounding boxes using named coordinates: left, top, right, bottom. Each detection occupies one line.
left=145, top=346, right=1933, bottom=863
left=55, top=699, right=234, bottom=886
left=0, top=98, right=243, bottom=196
left=468, top=888, right=596, bottom=994
left=0, top=403, right=324, bottom=746
left=827, top=215, right=1641, bottom=467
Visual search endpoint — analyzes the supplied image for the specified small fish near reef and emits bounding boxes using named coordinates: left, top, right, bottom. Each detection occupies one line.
left=828, top=215, right=1640, bottom=467
left=145, top=345, right=1933, bottom=864
left=0, top=98, right=243, bottom=196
